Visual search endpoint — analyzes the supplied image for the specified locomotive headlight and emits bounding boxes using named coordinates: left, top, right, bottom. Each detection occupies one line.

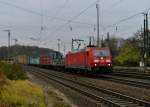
left=106, top=60, right=111, bottom=62
left=100, top=57, right=104, bottom=60
left=94, top=59, right=99, bottom=63
left=94, top=64, right=97, bottom=66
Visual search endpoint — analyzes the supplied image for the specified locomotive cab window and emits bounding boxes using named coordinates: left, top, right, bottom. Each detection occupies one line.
left=93, top=50, right=110, bottom=56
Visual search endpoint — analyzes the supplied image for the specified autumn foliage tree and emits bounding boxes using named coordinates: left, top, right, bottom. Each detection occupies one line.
left=115, top=38, right=141, bottom=66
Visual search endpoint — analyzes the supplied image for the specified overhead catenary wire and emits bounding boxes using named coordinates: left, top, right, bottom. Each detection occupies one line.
left=38, top=0, right=127, bottom=44
left=0, top=0, right=148, bottom=30
left=103, top=0, right=124, bottom=13
left=0, top=0, right=128, bottom=32
left=47, top=0, right=69, bottom=24
left=103, top=7, right=150, bottom=36
left=38, top=0, right=69, bottom=45
left=96, top=0, right=125, bottom=31
left=101, top=7, right=150, bottom=39
left=0, top=0, right=42, bottom=16
left=5, top=1, right=123, bottom=29
left=39, top=0, right=99, bottom=44
left=47, top=0, right=124, bottom=28
left=109, top=0, right=124, bottom=8
left=117, top=26, right=142, bottom=36
left=45, top=1, right=150, bottom=40
left=44, top=8, right=148, bottom=48
left=0, top=0, right=96, bottom=46
left=0, top=0, right=149, bottom=47
left=46, top=0, right=98, bottom=36
left=103, top=12, right=142, bottom=30
left=0, top=0, right=98, bottom=47
left=0, top=0, right=94, bottom=27
left=146, top=7, right=150, bottom=13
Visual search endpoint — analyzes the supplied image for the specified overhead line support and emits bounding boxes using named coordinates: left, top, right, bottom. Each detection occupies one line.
left=96, top=2, right=100, bottom=47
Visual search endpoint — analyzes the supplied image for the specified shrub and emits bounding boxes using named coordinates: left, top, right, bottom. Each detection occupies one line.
left=0, top=62, right=27, bottom=80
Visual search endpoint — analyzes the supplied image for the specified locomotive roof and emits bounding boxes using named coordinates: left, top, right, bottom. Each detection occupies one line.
left=68, top=47, right=110, bottom=53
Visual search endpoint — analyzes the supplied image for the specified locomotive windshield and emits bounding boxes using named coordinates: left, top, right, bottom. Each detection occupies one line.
left=93, top=50, right=110, bottom=56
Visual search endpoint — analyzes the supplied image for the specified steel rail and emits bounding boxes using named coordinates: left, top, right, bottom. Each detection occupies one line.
left=101, top=75, right=150, bottom=89
left=112, top=71, right=150, bottom=80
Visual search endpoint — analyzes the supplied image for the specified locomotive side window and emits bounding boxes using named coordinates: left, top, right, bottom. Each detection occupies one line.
left=93, top=50, right=110, bottom=56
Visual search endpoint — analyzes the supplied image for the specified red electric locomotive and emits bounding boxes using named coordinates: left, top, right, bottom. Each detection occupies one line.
left=65, top=47, right=112, bottom=73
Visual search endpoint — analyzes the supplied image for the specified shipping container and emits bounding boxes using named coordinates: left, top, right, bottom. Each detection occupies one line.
left=14, top=54, right=28, bottom=64
left=40, top=54, right=51, bottom=65
left=28, top=56, right=39, bottom=64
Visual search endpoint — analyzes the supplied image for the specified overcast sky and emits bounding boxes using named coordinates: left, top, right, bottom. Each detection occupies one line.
left=0, top=0, right=149, bottom=53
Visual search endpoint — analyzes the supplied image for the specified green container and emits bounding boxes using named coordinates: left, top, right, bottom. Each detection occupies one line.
left=29, top=56, right=39, bottom=64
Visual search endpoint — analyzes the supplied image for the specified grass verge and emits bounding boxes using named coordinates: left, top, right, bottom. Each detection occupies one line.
left=0, top=80, right=46, bottom=107
left=0, top=63, right=72, bottom=107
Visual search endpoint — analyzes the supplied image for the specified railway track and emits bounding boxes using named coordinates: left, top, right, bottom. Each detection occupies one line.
left=112, top=71, right=150, bottom=80
left=65, top=72, right=150, bottom=89
left=101, top=75, right=150, bottom=89
left=29, top=65, right=150, bottom=89
left=26, top=66, right=150, bottom=107
left=30, top=64, right=150, bottom=80
left=63, top=69, right=150, bottom=89
left=33, top=64, right=150, bottom=80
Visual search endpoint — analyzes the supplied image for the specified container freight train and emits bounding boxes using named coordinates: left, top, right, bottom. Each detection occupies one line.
left=14, top=47, right=112, bottom=73
left=28, top=47, right=112, bottom=74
